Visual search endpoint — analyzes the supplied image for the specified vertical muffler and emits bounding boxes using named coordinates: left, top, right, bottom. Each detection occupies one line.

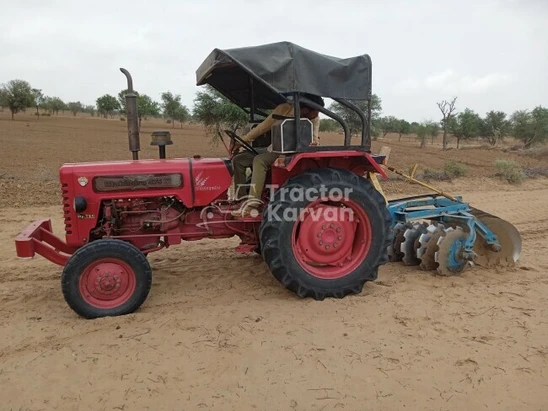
left=120, top=68, right=140, bottom=160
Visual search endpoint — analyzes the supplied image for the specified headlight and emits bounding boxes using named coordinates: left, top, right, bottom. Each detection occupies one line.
left=73, top=196, right=87, bottom=213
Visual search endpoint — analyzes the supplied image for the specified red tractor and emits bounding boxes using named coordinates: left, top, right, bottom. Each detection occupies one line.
left=15, top=42, right=395, bottom=318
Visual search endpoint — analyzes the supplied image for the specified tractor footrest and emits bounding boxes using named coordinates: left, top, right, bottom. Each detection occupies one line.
left=15, top=219, right=76, bottom=266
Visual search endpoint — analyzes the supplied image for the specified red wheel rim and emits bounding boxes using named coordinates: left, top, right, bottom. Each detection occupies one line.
left=292, top=199, right=372, bottom=279
left=78, top=258, right=136, bottom=309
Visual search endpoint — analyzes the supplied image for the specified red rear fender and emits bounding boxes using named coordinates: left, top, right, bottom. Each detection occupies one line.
left=271, top=151, right=388, bottom=187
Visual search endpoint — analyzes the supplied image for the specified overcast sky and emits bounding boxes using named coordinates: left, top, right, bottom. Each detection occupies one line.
left=1, top=0, right=546, bottom=122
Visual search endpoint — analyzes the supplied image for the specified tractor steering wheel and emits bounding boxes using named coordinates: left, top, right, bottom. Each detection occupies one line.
left=224, top=129, right=259, bottom=156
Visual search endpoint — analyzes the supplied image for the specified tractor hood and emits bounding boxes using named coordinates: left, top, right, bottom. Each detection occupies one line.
left=59, top=157, right=233, bottom=207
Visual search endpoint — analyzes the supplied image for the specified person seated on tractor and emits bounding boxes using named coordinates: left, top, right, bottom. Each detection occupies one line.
left=231, top=94, right=324, bottom=217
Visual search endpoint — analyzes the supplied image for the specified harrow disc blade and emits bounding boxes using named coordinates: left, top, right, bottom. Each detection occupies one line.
left=417, top=223, right=444, bottom=260
left=434, top=227, right=470, bottom=276
left=419, top=229, right=445, bottom=271
left=471, top=211, right=522, bottom=268
left=387, top=223, right=404, bottom=262
left=400, top=222, right=427, bottom=266
left=416, top=232, right=431, bottom=260
left=389, top=223, right=410, bottom=262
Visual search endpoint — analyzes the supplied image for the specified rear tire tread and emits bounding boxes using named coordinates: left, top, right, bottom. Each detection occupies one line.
left=260, top=168, right=392, bottom=301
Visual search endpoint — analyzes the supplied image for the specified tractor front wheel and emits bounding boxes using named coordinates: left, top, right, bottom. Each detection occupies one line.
left=259, top=168, right=392, bottom=300
left=61, top=239, right=152, bottom=318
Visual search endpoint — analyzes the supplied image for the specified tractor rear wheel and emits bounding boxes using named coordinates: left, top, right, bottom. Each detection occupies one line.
left=259, top=168, right=392, bottom=300
left=61, top=239, right=152, bottom=318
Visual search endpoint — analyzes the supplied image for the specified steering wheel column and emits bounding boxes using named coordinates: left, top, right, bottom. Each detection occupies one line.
left=224, top=129, right=259, bottom=157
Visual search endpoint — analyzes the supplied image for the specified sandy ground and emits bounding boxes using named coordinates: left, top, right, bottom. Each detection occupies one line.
left=0, top=180, right=547, bottom=410
left=1, top=113, right=548, bottom=410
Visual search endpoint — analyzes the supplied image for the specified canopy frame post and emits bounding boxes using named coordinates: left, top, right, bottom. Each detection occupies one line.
left=293, top=92, right=301, bottom=145
left=249, top=76, right=255, bottom=122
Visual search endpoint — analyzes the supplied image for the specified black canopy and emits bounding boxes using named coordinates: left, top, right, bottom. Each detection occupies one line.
left=196, top=41, right=372, bottom=110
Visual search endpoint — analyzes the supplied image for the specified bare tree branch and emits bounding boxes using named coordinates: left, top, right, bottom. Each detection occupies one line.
left=437, top=97, right=458, bottom=150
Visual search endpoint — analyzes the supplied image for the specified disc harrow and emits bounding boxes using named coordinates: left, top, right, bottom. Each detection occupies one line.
left=385, top=195, right=521, bottom=276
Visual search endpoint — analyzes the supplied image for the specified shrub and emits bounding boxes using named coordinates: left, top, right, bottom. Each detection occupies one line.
left=120, top=116, right=125, bottom=121
left=523, top=145, right=548, bottom=159
left=415, top=161, right=467, bottom=181
left=494, top=159, right=525, bottom=184
left=443, top=161, right=467, bottom=178
left=421, top=168, right=451, bottom=181
left=523, top=167, right=548, bottom=178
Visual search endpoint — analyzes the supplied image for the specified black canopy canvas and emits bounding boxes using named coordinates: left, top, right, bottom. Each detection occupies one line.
left=196, top=41, right=372, bottom=110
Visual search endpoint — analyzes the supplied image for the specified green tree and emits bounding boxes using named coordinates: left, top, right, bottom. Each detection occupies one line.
left=32, top=88, right=44, bottom=119
left=0, top=89, right=6, bottom=112
left=173, top=105, right=190, bottom=128
left=450, top=108, right=481, bottom=149
left=511, top=106, right=548, bottom=148
left=0, top=87, right=8, bottom=112
left=96, top=94, right=120, bottom=118
left=329, top=95, right=382, bottom=138
left=68, top=101, right=83, bottom=117
left=479, top=110, right=511, bottom=146
left=41, top=96, right=52, bottom=114
left=427, top=121, right=440, bottom=144
left=161, top=91, right=184, bottom=128
left=378, top=115, right=399, bottom=138
left=83, top=104, right=96, bottom=117
left=396, top=119, right=411, bottom=141
left=49, top=97, right=66, bottom=115
left=192, top=85, right=248, bottom=137
left=416, top=122, right=430, bottom=148
left=319, top=118, right=340, bottom=132
left=137, top=94, right=160, bottom=126
left=1, top=79, right=34, bottom=120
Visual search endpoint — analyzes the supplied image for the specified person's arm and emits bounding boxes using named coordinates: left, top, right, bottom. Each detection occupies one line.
left=241, top=103, right=292, bottom=144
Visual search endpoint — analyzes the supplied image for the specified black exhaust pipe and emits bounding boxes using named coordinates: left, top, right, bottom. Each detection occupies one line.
left=119, top=68, right=140, bottom=160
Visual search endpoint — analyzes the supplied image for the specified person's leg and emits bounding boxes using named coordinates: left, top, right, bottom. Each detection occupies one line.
left=248, top=151, right=279, bottom=201
left=231, top=152, right=256, bottom=200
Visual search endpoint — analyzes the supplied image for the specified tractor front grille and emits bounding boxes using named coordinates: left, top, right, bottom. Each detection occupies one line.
left=61, top=183, right=72, bottom=235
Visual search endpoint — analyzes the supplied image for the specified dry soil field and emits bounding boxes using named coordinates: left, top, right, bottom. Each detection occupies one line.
left=1, top=112, right=547, bottom=410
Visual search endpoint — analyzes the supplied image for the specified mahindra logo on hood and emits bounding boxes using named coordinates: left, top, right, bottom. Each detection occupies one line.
left=194, top=171, right=221, bottom=191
